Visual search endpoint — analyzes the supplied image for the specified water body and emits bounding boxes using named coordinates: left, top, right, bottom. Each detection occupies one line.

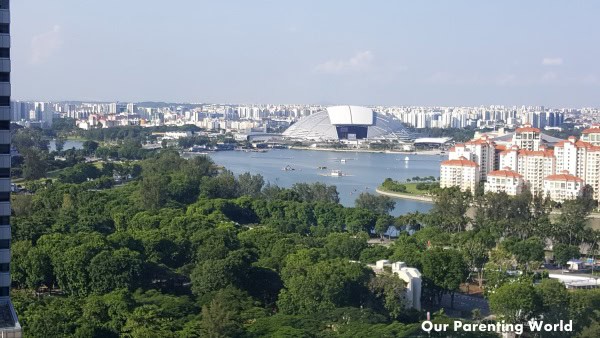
left=49, top=140, right=85, bottom=152
left=208, top=149, right=442, bottom=216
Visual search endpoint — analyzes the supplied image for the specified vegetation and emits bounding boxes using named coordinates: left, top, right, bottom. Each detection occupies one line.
left=8, top=125, right=600, bottom=336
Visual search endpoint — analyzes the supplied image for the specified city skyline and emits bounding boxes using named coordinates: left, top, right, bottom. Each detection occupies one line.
left=11, top=0, right=600, bottom=106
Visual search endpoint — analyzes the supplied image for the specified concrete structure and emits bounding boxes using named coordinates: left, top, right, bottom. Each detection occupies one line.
left=373, top=260, right=422, bottom=310
left=0, top=1, right=21, bottom=335
left=282, top=106, right=411, bottom=142
left=543, top=171, right=585, bottom=203
left=484, top=169, right=524, bottom=196
left=440, top=157, right=480, bottom=192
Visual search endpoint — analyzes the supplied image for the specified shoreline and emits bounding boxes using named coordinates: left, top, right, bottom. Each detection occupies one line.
left=375, top=188, right=434, bottom=203
left=288, top=146, right=445, bottom=156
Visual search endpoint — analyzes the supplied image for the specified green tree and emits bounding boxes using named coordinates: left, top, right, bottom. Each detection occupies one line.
left=375, top=214, right=394, bottom=239
left=88, top=249, right=143, bottom=294
left=200, top=298, right=243, bottom=338
left=354, top=192, right=396, bottom=215
left=489, top=280, right=541, bottom=323
left=83, top=140, right=100, bottom=155
left=22, top=149, right=48, bottom=180
left=238, top=172, right=265, bottom=198
left=553, top=243, right=580, bottom=267
left=368, top=273, right=406, bottom=319
left=278, top=259, right=372, bottom=314
left=324, top=232, right=368, bottom=260
left=421, top=248, right=468, bottom=307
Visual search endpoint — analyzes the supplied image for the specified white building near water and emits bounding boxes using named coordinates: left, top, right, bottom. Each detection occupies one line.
left=442, top=124, right=600, bottom=203
left=484, top=169, right=525, bottom=196
left=440, top=157, right=480, bottom=193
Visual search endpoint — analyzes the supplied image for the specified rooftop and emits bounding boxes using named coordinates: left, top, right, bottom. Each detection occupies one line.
left=441, top=156, right=478, bottom=168
left=544, top=172, right=584, bottom=183
left=488, top=169, right=522, bottom=178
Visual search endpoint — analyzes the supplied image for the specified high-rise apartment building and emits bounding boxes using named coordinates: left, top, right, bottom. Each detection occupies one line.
left=0, top=0, right=22, bottom=335
left=443, top=125, right=600, bottom=204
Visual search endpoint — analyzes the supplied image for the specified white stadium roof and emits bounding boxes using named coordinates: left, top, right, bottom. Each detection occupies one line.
left=282, top=106, right=412, bottom=141
left=413, top=137, right=452, bottom=144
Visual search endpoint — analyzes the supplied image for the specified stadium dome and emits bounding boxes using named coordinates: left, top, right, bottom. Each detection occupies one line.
left=282, top=106, right=412, bottom=141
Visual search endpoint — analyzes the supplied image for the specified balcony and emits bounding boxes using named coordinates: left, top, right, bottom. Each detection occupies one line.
left=0, top=203, right=8, bottom=216
left=0, top=10, right=7, bottom=25
left=0, top=227, right=8, bottom=240
left=0, top=249, right=7, bottom=264
left=0, top=272, right=8, bottom=287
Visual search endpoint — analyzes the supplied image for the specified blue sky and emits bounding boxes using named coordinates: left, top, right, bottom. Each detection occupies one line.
left=11, top=0, right=600, bottom=106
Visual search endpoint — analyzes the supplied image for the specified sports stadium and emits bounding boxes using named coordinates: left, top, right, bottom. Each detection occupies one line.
left=282, top=106, right=412, bottom=142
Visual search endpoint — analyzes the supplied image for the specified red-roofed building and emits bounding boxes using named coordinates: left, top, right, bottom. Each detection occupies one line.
left=581, top=125, right=600, bottom=146
left=513, top=124, right=542, bottom=151
left=448, top=136, right=495, bottom=181
left=543, top=171, right=585, bottom=202
left=485, top=168, right=525, bottom=196
left=440, top=156, right=480, bottom=192
left=517, top=149, right=556, bottom=195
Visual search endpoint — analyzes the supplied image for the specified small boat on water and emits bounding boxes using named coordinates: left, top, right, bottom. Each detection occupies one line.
left=318, top=166, right=328, bottom=170
left=340, top=159, right=347, bottom=163
left=330, top=170, right=344, bottom=177
left=282, top=165, right=295, bottom=171
left=404, top=156, right=410, bottom=161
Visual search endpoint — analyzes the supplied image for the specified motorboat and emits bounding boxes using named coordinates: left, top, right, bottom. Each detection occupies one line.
left=330, top=170, right=344, bottom=177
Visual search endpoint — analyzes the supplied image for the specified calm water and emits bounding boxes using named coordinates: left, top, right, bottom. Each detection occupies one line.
left=49, top=140, right=85, bottom=152
left=208, top=149, right=442, bottom=216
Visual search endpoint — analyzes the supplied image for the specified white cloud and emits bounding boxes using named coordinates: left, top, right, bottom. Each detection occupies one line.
left=315, top=51, right=374, bottom=74
left=541, top=57, right=563, bottom=66
left=30, top=25, right=63, bottom=65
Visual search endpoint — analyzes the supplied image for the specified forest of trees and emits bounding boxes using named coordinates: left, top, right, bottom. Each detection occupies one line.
left=8, top=139, right=600, bottom=336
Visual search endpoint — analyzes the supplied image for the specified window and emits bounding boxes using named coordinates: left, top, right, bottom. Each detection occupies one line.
left=0, top=120, right=8, bottom=130
left=0, top=192, right=8, bottom=202
left=0, top=0, right=8, bottom=10
left=0, top=168, right=8, bottom=178
left=0, top=216, right=9, bottom=224
left=0, top=24, right=7, bottom=34
left=0, top=96, right=7, bottom=106
left=0, top=72, right=8, bottom=82
left=0, top=263, right=7, bottom=272
left=0, top=144, right=8, bottom=155
left=0, top=239, right=8, bottom=249
left=0, top=287, right=8, bottom=297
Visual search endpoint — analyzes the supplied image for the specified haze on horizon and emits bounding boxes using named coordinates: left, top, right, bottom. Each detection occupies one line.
left=11, top=0, right=600, bottom=107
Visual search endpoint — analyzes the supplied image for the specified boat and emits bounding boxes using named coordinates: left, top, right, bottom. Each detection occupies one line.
left=404, top=156, right=410, bottom=161
left=318, top=166, right=328, bottom=170
left=340, top=159, right=347, bottom=163
left=282, top=165, right=295, bottom=171
left=330, top=170, right=344, bottom=177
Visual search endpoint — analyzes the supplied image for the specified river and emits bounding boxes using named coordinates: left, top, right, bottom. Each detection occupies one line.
left=208, top=149, right=442, bottom=216
left=49, top=140, right=85, bottom=152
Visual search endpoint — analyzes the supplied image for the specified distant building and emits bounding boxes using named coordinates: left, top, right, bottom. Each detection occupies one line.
left=543, top=172, right=585, bottom=203
left=513, top=126, right=542, bottom=151
left=485, top=169, right=525, bottom=196
left=581, top=125, right=600, bottom=146
left=443, top=124, right=600, bottom=203
left=440, top=156, right=480, bottom=192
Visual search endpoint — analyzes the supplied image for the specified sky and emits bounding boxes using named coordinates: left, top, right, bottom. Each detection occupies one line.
left=11, top=0, right=600, bottom=106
